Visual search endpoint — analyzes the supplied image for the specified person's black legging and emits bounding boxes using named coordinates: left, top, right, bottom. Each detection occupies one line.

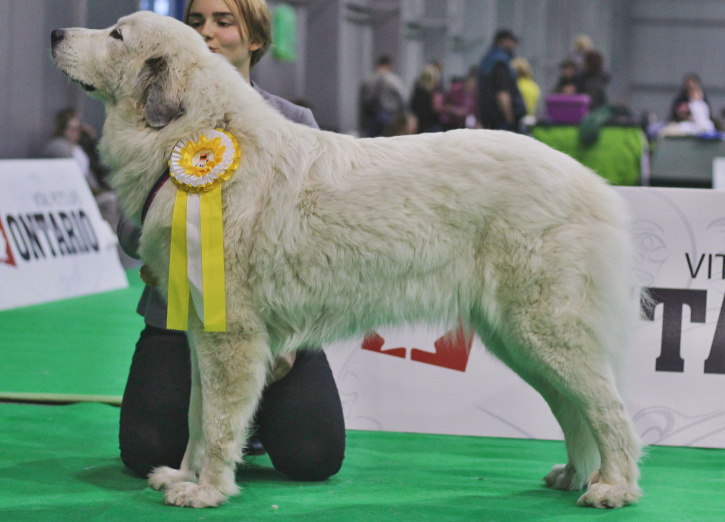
left=119, top=324, right=346, bottom=481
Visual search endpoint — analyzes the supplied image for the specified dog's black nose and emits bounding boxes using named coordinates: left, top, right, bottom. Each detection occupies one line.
left=51, top=29, right=65, bottom=48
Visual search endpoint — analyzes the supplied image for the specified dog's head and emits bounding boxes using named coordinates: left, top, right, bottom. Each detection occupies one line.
left=51, top=11, right=209, bottom=128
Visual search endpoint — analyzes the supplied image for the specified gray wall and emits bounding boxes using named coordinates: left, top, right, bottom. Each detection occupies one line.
left=0, top=0, right=138, bottom=159
left=2, top=0, right=82, bottom=159
left=628, top=0, right=725, bottom=123
left=3, top=0, right=725, bottom=159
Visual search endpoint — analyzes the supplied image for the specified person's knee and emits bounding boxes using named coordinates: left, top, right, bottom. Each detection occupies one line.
left=271, top=441, right=345, bottom=481
left=120, top=449, right=152, bottom=478
left=119, top=421, right=187, bottom=478
left=119, top=435, right=156, bottom=478
left=119, top=404, right=188, bottom=477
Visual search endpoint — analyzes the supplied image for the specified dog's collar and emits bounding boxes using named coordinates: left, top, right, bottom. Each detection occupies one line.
left=141, top=168, right=170, bottom=224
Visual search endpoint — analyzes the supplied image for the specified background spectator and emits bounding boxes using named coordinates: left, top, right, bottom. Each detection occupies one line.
left=512, top=56, right=541, bottom=119
left=569, top=34, right=593, bottom=73
left=553, top=58, right=578, bottom=94
left=42, top=108, right=107, bottom=194
left=383, top=111, right=418, bottom=136
left=359, top=56, right=408, bottom=137
left=441, top=66, right=479, bottom=130
left=477, top=29, right=526, bottom=131
left=576, top=50, right=609, bottom=111
left=658, top=72, right=716, bottom=136
left=410, top=63, right=444, bottom=133
left=42, top=108, right=119, bottom=228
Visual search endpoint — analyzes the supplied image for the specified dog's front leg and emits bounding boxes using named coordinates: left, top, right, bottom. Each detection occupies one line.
left=148, top=336, right=205, bottom=490
left=162, top=326, right=271, bottom=508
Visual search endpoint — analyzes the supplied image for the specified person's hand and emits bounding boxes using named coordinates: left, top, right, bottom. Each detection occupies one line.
left=139, top=264, right=159, bottom=287
left=80, top=122, right=97, bottom=141
left=268, top=353, right=296, bottom=383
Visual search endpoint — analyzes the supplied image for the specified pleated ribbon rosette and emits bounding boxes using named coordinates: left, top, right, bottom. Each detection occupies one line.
left=166, top=128, right=240, bottom=332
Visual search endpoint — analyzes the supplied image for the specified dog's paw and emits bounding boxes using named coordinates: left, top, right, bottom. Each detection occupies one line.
left=576, top=471, right=641, bottom=509
left=164, top=481, right=239, bottom=508
left=148, top=466, right=197, bottom=491
left=543, top=464, right=587, bottom=491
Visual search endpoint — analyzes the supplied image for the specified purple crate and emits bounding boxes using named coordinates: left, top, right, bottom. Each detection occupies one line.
left=546, top=94, right=591, bottom=124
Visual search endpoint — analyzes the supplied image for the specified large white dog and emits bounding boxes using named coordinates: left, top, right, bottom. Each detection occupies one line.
left=52, top=11, right=643, bottom=509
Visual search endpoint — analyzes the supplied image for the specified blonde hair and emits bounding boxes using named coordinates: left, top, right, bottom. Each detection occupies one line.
left=574, top=34, right=592, bottom=52
left=185, top=0, right=272, bottom=68
left=512, top=57, right=533, bottom=79
left=418, top=64, right=440, bottom=92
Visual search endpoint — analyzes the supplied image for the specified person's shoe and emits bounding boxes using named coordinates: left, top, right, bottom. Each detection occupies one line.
left=246, top=435, right=266, bottom=456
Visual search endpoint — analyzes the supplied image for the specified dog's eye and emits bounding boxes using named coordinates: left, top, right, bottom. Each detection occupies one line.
left=110, top=28, right=123, bottom=41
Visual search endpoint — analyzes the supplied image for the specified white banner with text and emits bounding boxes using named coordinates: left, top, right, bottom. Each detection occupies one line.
left=325, top=186, right=725, bottom=448
left=0, top=159, right=127, bottom=310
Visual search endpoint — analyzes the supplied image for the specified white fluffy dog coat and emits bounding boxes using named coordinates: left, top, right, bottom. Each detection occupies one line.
left=52, top=11, right=643, bottom=509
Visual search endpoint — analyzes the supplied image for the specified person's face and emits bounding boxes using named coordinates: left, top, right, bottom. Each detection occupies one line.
left=676, top=101, right=692, bottom=121
left=685, top=77, right=703, bottom=99
left=63, top=117, right=82, bottom=144
left=561, top=83, right=577, bottom=94
left=562, top=65, right=575, bottom=79
left=499, top=37, right=517, bottom=54
left=464, top=76, right=476, bottom=93
left=406, top=114, right=418, bottom=135
left=186, top=0, right=261, bottom=78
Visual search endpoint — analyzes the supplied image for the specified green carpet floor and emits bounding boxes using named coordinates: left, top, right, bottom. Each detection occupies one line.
left=0, top=269, right=144, bottom=403
left=0, top=402, right=723, bottom=521
left=1, top=270, right=724, bottom=520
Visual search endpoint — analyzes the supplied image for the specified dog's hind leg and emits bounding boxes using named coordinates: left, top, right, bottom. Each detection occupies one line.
left=149, top=337, right=205, bottom=490
left=535, top=384, right=600, bottom=491
left=570, top=374, right=642, bottom=509
left=477, top=330, right=599, bottom=491
left=487, top=319, right=642, bottom=508
left=540, top=393, right=599, bottom=491
left=162, top=324, right=271, bottom=508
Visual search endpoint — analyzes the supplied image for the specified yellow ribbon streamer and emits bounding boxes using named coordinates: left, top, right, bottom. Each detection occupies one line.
left=167, top=189, right=190, bottom=330
left=200, top=185, right=226, bottom=332
left=164, top=128, right=238, bottom=333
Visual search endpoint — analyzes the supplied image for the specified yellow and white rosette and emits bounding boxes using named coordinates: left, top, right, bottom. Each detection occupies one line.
left=166, top=128, right=240, bottom=332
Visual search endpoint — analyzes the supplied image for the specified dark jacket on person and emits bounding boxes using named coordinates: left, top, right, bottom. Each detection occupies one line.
left=410, top=83, right=441, bottom=133
left=477, top=45, right=526, bottom=131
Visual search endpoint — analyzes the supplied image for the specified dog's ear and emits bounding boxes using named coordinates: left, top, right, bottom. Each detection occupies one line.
left=135, top=57, right=185, bottom=128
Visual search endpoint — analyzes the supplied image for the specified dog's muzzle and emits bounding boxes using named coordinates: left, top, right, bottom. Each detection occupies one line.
left=50, top=29, right=97, bottom=93
left=50, top=29, right=65, bottom=48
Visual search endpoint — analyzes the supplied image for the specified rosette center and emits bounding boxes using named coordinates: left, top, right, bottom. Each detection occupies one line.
left=169, top=129, right=240, bottom=191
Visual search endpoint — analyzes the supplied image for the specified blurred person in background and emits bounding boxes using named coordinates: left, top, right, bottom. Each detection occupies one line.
left=359, top=55, right=408, bottom=137
left=383, top=110, right=418, bottom=136
left=42, top=108, right=107, bottom=194
left=576, top=50, right=609, bottom=111
left=410, top=63, right=444, bottom=133
left=658, top=73, right=716, bottom=136
left=552, top=58, right=578, bottom=94
left=512, top=57, right=540, bottom=120
left=441, top=66, right=479, bottom=130
left=477, top=29, right=526, bottom=132
left=42, top=108, right=118, bottom=227
left=569, top=34, right=593, bottom=73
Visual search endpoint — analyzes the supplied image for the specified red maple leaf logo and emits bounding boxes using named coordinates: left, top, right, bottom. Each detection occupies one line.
left=361, top=323, right=474, bottom=372
left=361, top=332, right=407, bottom=358
left=0, top=218, right=16, bottom=267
